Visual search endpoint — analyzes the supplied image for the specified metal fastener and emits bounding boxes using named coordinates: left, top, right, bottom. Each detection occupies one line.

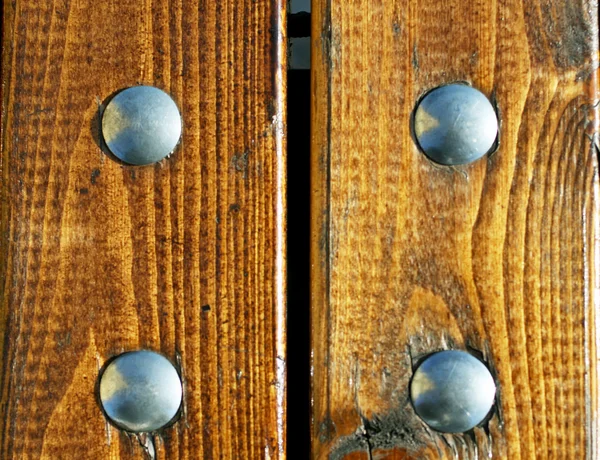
left=99, top=350, right=183, bottom=432
left=413, top=84, right=498, bottom=165
left=101, top=86, right=182, bottom=165
left=410, top=350, right=496, bottom=433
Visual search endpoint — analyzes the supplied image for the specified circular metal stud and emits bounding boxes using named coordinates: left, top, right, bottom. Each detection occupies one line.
left=410, top=350, right=496, bottom=433
left=99, top=350, right=183, bottom=432
left=102, top=86, right=182, bottom=165
left=413, top=83, right=498, bottom=165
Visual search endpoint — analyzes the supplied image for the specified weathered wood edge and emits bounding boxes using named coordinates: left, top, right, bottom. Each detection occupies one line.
left=585, top=6, right=599, bottom=456
left=0, top=0, right=16, bottom=444
left=310, top=0, right=333, bottom=454
left=273, top=0, right=288, bottom=456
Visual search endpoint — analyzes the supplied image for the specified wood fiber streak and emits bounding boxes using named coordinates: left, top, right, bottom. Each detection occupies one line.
left=0, top=0, right=286, bottom=458
left=311, top=0, right=599, bottom=458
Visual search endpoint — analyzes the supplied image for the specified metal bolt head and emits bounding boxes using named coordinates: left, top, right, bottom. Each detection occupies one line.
left=410, top=350, right=496, bottom=433
left=99, top=350, right=183, bottom=432
left=414, top=84, right=498, bottom=165
left=102, top=86, right=182, bottom=165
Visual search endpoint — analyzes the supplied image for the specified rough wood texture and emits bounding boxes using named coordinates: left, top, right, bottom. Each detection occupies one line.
left=0, top=0, right=287, bottom=458
left=311, top=0, right=599, bottom=458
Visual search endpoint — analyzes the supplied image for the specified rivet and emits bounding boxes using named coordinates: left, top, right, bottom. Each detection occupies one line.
left=410, top=350, right=496, bottom=433
left=99, top=350, right=183, bottom=432
left=413, top=84, right=498, bottom=165
left=101, top=86, right=182, bottom=165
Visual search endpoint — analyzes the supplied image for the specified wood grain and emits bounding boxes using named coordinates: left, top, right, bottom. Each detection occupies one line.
left=0, top=0, right=287, bottom=458
left=311, top=0, right=600, bottom=458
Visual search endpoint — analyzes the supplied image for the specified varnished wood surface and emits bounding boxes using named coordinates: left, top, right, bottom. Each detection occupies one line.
left=0, top=0, right=287, bottom=458
left=311, top=0, right=599, bottom=458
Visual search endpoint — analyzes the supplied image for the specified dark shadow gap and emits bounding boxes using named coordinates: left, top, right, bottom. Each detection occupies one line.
left=286, top=64, right=311, bottom=455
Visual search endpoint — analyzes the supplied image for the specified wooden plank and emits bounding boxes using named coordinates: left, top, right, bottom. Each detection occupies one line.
left=0, top=0, right=286, bottom=458
left=311, top=0, right=599, bottom=458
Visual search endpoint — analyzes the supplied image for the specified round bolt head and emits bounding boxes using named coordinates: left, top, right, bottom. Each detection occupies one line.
left=414, top=84, right=498, bottom=165
left=102, top=86, right=182, bottom=165
left=410, top=350, right=496, bottom=433
left=99, top=350, right=183, bottom=432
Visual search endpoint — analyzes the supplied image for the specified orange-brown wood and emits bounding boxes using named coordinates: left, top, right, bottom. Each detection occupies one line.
left=311, top=0, right=600, bottom=458
left=0, top=0, right=287, bottom=458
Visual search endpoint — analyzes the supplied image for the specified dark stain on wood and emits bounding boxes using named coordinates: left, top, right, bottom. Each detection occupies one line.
left=329, top=407, right=426, bottom=459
